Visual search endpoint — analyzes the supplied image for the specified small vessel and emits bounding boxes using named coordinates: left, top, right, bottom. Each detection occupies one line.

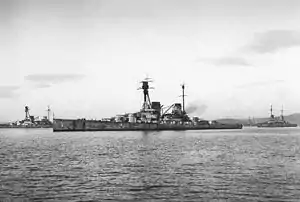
left=53, top=78, right=243, bottom=132
left=257, top=105, right=297, bottom=128
left=0, top=106, right=53, bottom=128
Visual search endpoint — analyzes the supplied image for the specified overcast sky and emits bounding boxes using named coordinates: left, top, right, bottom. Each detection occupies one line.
left=1, top=0, right=300, bottom=121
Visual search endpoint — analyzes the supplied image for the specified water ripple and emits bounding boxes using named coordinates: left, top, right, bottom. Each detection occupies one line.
left=1, top=128, right=300, bottom=201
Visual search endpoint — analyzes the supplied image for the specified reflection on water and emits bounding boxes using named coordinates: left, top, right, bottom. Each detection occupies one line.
left=1, top=128, right=300, bottom=201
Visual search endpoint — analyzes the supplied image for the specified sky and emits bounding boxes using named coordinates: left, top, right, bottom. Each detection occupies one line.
left=1, top=0, right=300, bottom=121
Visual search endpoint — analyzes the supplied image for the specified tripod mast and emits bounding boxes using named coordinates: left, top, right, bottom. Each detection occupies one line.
left=137, top=77, right=154, bottom=111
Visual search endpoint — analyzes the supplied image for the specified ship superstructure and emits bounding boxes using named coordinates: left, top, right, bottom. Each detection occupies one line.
left=133, top=78, right=190, bottom=124
left=53, top=77, right=243, bottom=132
left=257, top=105, right=297, bottom=128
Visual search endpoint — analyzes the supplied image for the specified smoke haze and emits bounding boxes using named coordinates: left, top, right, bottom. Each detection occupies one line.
left=185, top=102, right=208, bottom=116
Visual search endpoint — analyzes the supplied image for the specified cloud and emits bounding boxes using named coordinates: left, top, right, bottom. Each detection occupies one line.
left=0, top=86, right=19, bottom=98
left=245, top=30, right=300, bottom=53
left=34, top=83, right=52, bottom=88
left=24, top=73, right=85, bottom=88
left=198, top=57, right=251, bottom=66
left=236, top=80, right=285, bottom=89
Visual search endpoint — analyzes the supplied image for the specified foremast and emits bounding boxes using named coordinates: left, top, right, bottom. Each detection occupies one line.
left=137, top=77, right=161, bottom=123
left=138, top=77, right=154, bottom=111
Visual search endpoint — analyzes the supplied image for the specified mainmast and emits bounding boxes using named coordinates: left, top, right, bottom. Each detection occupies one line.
left=281, top=105, right=284, bottom=120
left=180, top=83, right=187, bottom=114
left=270, top=104, right=274, bottom=119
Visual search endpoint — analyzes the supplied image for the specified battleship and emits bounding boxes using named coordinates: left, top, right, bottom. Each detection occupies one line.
left=0, top=106, right=53, bottom=128
left=257, top=105, right=297, bottom=128
left=53, top=77, right=243, bottom=132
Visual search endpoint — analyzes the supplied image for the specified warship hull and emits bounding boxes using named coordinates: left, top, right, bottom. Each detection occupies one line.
left=0, top=124, right=52, bottom=129
left=53, top=119, right=243, bottom=132
left=257, top=123, right=297, bottom=128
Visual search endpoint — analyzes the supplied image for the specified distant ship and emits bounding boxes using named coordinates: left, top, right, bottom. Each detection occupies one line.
left=0, top=106, right=53, bottom=128
left=53, top=77, right=243, bottom=132
left=257, top=105, right=297, bottom=128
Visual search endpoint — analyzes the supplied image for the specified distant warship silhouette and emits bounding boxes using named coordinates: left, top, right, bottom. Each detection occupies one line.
left=257, top=105, right=297, bottom=128
left=0, top=106, right=52, bottom=128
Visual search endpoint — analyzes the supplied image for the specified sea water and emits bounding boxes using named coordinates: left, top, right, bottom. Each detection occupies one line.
left=1, top=127, right=300, bottom=201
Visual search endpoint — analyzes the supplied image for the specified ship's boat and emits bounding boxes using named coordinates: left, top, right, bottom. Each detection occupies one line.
left=53, top=78, right=243, bottom=132
left=257, top=105, right=297, bottom=128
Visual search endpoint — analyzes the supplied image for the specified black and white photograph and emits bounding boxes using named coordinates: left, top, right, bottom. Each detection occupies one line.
left=1, top=0, right=300, bottom=201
